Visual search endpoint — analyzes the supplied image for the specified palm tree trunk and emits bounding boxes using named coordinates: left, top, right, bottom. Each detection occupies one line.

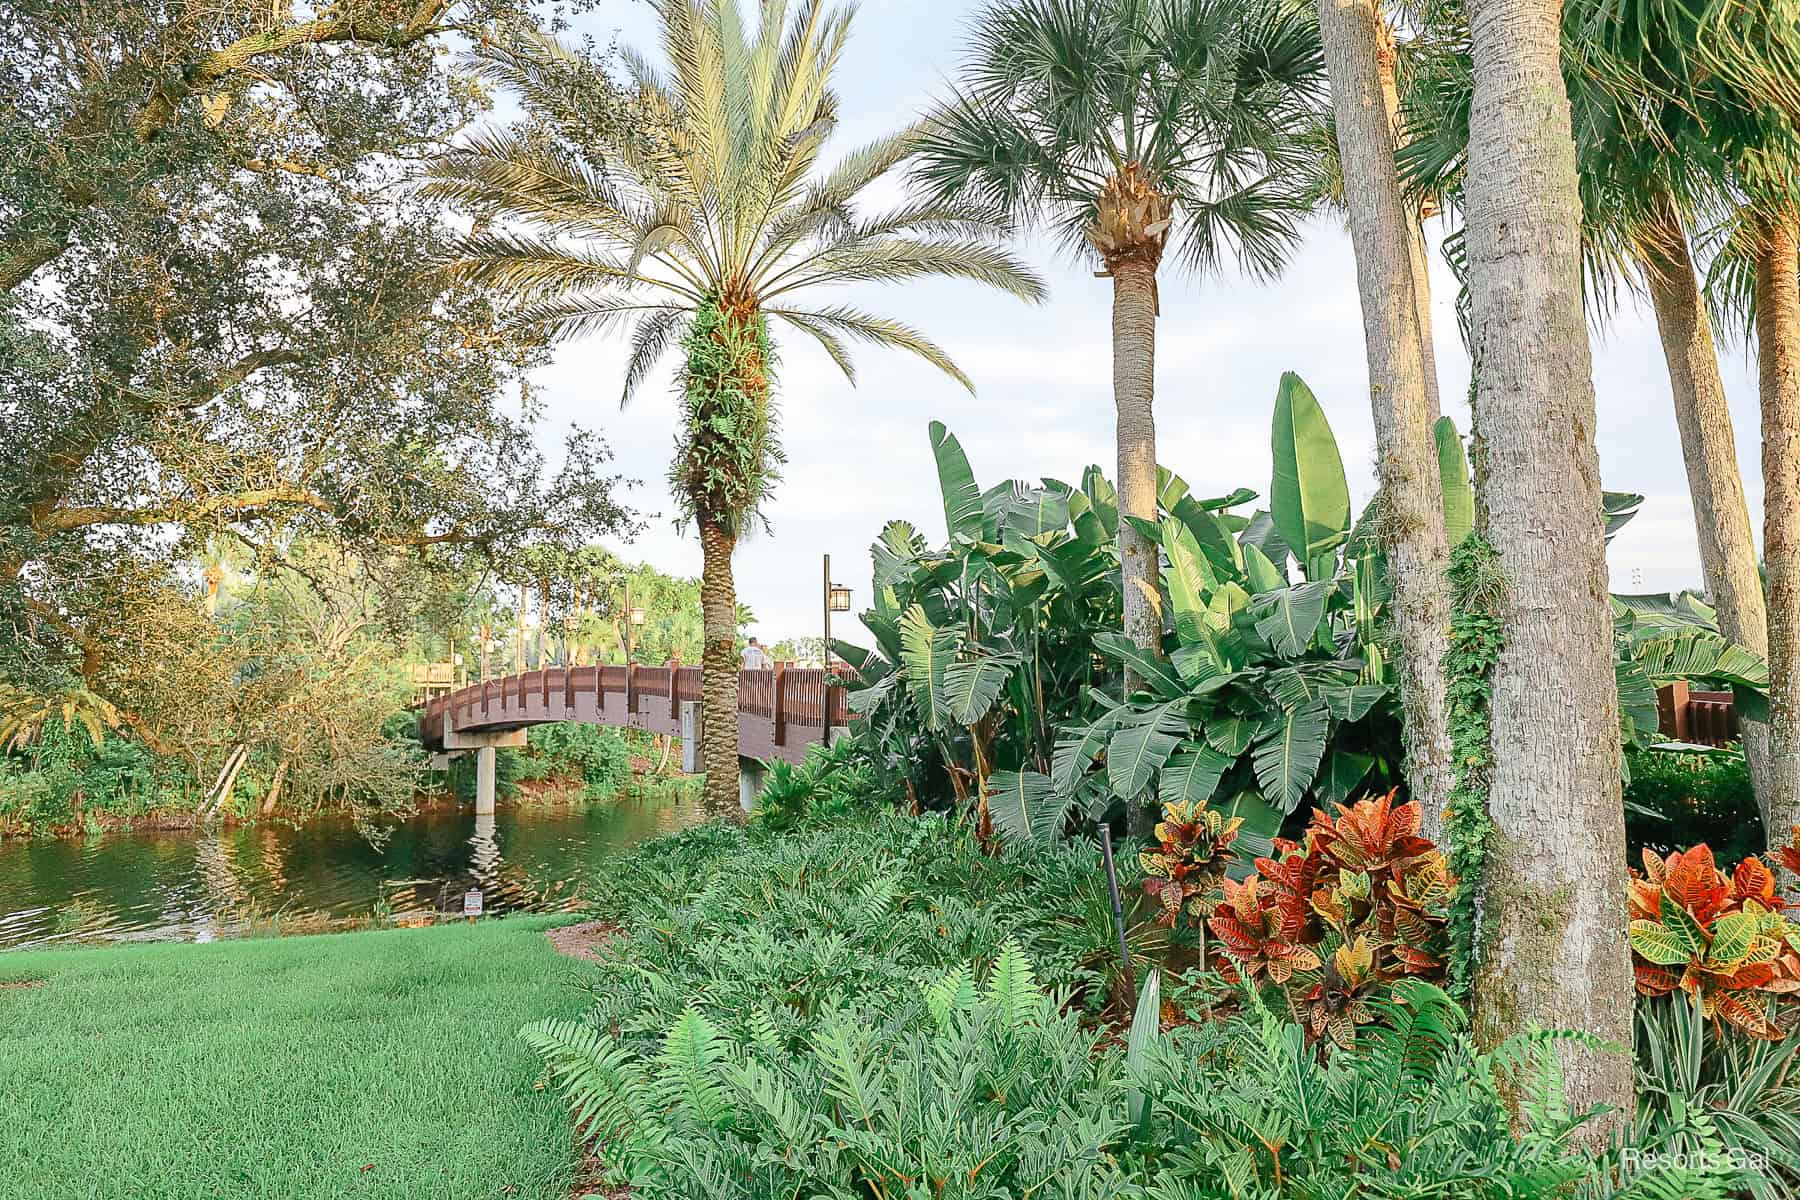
left=1113, top=259, right=1162, bottom=665
left=698, top=514, right=741, bottom=817
left=1756, top=214, right=1800, bottom=857
left=1461, top=0, right=1633, bottom=1142
left=1112, top=257, right=1161, bottom=838
left=1374, top=13, right=1443, bottom=417
left=1641, top=199, right=1776, bottom=816
left=1316, top=0, right=1455, bottom=840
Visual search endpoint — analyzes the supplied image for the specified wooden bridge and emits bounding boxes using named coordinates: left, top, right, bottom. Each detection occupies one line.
left=417, top=662, right=852, bottom=812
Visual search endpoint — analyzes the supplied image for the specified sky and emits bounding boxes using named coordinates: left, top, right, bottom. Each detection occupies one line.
left=527, top=0, right=1767, bottom=646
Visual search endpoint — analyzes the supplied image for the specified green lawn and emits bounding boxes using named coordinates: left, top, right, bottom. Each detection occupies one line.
left=0, top=917, right=589, bottom=1200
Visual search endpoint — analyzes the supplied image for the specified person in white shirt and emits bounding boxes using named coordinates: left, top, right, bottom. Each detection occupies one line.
left=742, top=635, right=771, bottom=671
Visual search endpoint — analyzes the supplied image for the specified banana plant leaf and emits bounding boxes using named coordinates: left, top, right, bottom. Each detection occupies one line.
left=1107, top=700, right=1188, bottom=799
left=1270, top=372, right=1351, bottom=569
left=988, top=769, right=1063, bottom=845
left=929, top=421, right=985, bottom=542
left=1251, top=703, right=1330, bottom=813
left=1435, top=417, right=1475, bottom=548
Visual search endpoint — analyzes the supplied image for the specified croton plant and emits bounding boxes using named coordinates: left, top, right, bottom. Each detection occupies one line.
left=1142, top=790, right=1455, bottom=1051
left=1142, top=801, right=1800, bottom=1047
left=1627, top=835, right=1800, bottom=1040
left=1139, top=799, right=1244, bottom=927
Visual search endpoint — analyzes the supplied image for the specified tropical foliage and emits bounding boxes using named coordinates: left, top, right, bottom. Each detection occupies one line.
left=525, top=807, right=1727, bottom=1199
left=841, top=369, right=1773, bottom=853
left=834, top=421, right=1122, bottom=840
left=1139, top=798, right=1243, bottom=927
left=1633, top=993, right=1800, bottom=1200
left=1626, top=843, right=1800, bottom=1039
left=749, top=738, right=879, bottom=833
left=1196, top=790, right=1455, bottom=1050
left=1048, top=372, right=1420, bottom=847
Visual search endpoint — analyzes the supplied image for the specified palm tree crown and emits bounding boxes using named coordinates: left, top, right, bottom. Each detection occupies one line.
left=422, top=0, right=1044, bottom=817
left=423, top=2, right=1044, bottom=409
left=911, top=0, right=1324, bottom=276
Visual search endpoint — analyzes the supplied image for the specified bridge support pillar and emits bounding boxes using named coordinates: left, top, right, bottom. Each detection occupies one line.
left=475, top=746, right=497, bottom=816
left=680, top=701, right=701, bottom=773
left=738, top=757, right=766, bottom=815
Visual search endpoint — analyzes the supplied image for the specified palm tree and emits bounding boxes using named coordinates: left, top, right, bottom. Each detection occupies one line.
left=1458, top=0, right=1633, bottom=1145
left=423, top=7, right=1044, bottom=815
left=1566, top=0, right=1800, bottom=848
left=1751, top=213, right=1800, bottom=853
left=911, top=0, right=1324, bottom=719
left=1309, top=0, right=1455, bottom=836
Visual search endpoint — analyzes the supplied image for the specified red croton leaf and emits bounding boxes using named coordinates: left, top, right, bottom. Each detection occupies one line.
left=1663, top=845, right=1728, bottom=923
left=1634, top=961, right=1684, bottom=996
left=1732, top=857, right=1787, bottom=910
left=1777, top=826, right=1800, bottom=879
left=1714, top=992, right=1784, bottom=1040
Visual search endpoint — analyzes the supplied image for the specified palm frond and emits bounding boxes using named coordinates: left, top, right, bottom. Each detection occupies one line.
left=418, top=131, right=643, bottom=248
left=768, top=305, right=974, bottom=393
left=512, top=296, right=695, bottom=344
left=437, top=231, right=698, bottom=306
left=763, top=237, right=1048, bottom=304
left=770, top=309, right=859, bottom=384
left=620, top=308, right=690, bottom=405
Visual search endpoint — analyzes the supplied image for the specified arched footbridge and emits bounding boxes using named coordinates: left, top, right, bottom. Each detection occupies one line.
left=418, top=663, right=851, bottom=812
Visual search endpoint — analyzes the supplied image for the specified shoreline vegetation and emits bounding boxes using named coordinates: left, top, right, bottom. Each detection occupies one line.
left=0, top=722, right=676, bottom=843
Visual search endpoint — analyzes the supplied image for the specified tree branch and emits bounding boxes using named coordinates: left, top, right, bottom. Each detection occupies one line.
left=2, top=0, right=456, bottom=293
left=35, top=486, right=335, bottom=533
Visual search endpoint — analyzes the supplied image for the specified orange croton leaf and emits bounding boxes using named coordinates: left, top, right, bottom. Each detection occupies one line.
left=1732, top=856, right=1789, bottom=911
left=1777, top=826, right=1800, bottom=879
left=1663, top=844, right=1728, bottom=923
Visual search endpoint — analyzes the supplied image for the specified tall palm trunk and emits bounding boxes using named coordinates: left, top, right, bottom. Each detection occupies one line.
left=1316, top=0, right=1455, bottom=840
left=697, top=515, right=741, bottom=816
left=1374, top=13, right=1443, bottom=417
left=1461, top=0, right=1633, bottom=1142
left=1641, top=199, right=1775, bottom=815
left=1111, top=256, right=1161, bottom=840
left=1112, top=258, right=1162, bottom=672
left=1756, top=214, right=1800, bottom=855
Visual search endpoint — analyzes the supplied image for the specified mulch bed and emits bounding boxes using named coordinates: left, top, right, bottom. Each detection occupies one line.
left=544, top=920, right=622, bottom=964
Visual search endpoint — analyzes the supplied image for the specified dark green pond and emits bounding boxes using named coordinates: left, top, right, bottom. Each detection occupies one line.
left=0, top=786, right=712, bottom=951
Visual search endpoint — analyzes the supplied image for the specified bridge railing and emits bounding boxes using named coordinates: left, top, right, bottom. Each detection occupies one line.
left=420, top=661, right=856, bottom=750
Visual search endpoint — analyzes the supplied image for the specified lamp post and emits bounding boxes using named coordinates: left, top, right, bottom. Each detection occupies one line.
left=823, top=554, right=851, bottom=740
left=622, top=580, right=648, bottom=664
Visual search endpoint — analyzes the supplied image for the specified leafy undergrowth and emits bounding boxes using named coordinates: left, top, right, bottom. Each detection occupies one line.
left=0, top=916, right=590, bottom=1200
left=569, top=809, right=1141, bottom=1044
left=535, top=812, right=1734, bottom=1199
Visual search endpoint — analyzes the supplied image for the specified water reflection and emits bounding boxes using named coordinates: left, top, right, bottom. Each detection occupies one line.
left=0, top=783, right=708, bottom=951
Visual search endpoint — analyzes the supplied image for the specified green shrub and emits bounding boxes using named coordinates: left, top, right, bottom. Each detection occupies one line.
left=1625, top=746, right=1762, bottom=865
left=527, top=928, right=1724, bottom=1199
left=518, top=723, right=631, bottom=799
left=525, top=941, right=1137, bottom=1199
left=750, top=738, right=877, bottom=832
left=1633, top=996, right=1800, bottom=1200
left=443, top=723, right=632, bottom=805
left=0, top=725, right=184, bottom=831
left=567, top=811, right=1140, bottom=1047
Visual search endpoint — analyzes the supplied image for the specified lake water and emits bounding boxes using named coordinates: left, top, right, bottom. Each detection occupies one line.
left=0, top=785, right=714, bottom=951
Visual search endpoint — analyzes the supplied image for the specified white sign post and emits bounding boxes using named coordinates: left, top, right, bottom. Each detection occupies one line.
left=463, top=888, right=483, bottom=922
